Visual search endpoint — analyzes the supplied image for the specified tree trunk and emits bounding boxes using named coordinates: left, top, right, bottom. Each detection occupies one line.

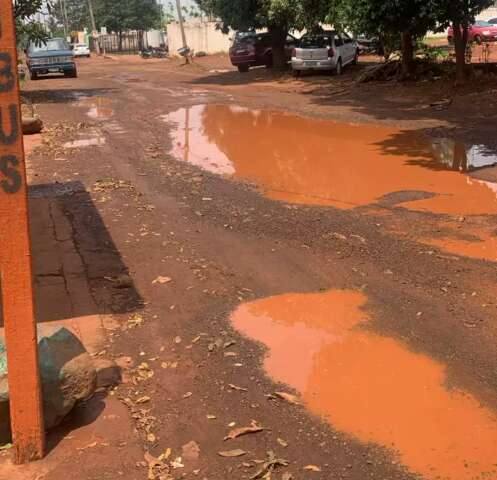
left=453, top=21, right=468, bottom=84
left=118, top=30, right=123, bottom=52
left=269, top=25, right=288, bottom=70
left=401, top=31, right=415, bottom=78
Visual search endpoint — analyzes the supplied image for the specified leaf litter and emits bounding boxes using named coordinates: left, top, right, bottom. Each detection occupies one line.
left=224, top=420, right=264, bottom=440
left=218, top=449, right=248, bottom=457
left=250, top=451, right=289, bottom=479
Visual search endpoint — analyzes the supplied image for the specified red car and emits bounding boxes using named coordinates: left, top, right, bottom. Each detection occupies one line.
left=448, top=20, right=497, bottom=44
left=229, top=32, right=297, bottom=73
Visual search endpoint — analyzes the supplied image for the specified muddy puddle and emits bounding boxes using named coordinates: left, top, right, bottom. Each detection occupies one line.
left=64, top=136, right=106, bottom=149
left=78, top=97, right=114, bottom=120
left=421, top=222, right=497, bottom=262
left=163, top=104, right=497, bottom=215
left=231, top=290, right=497, bottom=480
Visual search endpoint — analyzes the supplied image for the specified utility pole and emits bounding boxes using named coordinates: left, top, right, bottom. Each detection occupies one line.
left=87, top=0, right=101, bottom=55
left=175, top=0, right=188, bottom=50
left=62, top=0, right=70, bottom=42
left=59, top=0, right=68, bottom=39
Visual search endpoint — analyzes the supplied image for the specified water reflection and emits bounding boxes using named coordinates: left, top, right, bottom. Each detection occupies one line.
left=231, top=290, right=497, bottom=480
left=430, top=139, right=497, bottom=172
left=163, top=105, right=497, bottom=215
left=78, top=97, right=114, bottom=120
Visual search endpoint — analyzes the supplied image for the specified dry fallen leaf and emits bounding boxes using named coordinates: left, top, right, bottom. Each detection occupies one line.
left=304, top=465, right=322, bottom=472
left=277, top=438, right=288, bottom=448
left=170, top=457, right=184, bottom=469
left=224, top=421, right=264, bottom=441
left=218, top=449, right=247, bottom=457
left=282, top=474, right=293, bottom=480
left=183, top=392, right=193, bottom=399
left=77, top=441, right=98, bottom=450
left=250, top=451, right=289, bottom=479
left=158, top=448, right=172, bottom=461
left=153, top=276, right=172, bottom=285
left=274, top=392, right=301, bottom=405
left=144, top=451, right=164, bottom=480
left=228, top=383, right=248, bottom=392
left=136, top=396, right=151, bottom=404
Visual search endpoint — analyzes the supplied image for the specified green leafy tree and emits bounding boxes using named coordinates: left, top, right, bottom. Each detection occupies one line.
left=95, top=0, right=161, bottom=31
left=14, top=0, right=52, bottom=46
left=433, top=0, right=494, bottom=83
left=330, top=0, right=438, bottom=77
left=196, top=0, right=313, bottom=69
left=126, top=0, right=162, bottom=31
left=51, top=0, right=92, bottom=33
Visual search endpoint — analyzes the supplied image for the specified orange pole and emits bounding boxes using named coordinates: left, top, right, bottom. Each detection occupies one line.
left=0, top=0, right=45, bottom=463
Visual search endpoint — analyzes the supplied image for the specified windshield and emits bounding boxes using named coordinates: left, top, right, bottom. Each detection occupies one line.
left=475, top=21, right=492, bottom=27
left=300, top=34, right=335, bottom=48
left=29, top=38, right=69, bottom=53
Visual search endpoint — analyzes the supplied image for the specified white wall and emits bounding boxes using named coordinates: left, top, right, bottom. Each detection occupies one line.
left=167, top=21, right=232, bottom=55
left=145, top=29, right=166, bottom=48
left=478, top=6, right=497, bottom=20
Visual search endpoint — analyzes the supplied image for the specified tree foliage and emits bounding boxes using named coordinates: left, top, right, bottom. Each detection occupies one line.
left=51, top=0, right=91, bottom=33
left=196, top=0, right=322, bottom=67
left=14, top=0, right=52, bottom=46
left=50, top=0, right=162, bottom=35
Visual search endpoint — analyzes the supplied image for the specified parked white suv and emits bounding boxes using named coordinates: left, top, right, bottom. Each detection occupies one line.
left=292, top=31, right=359, bottom=76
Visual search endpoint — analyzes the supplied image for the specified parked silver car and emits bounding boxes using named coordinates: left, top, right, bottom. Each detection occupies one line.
left=292, top=31, right=359, bottom=76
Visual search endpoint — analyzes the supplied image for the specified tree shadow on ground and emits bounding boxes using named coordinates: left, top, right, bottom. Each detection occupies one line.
left=0, top=180, right=143, bottom=327
left=22, top=88, right=117, bottom=105
left=188, top=60, right=374, bottom=87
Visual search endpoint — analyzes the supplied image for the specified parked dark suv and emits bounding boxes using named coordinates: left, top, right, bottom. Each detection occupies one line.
left=27, top=38, right=77, bottom=80
left=229, top=32, right=297, bottom=73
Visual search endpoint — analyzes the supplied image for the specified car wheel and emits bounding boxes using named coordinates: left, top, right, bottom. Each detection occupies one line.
left=335, top=58, right=343, bottom=75
left=30, top=70, right=38, bottom=81
left=293, top=69, right=301, bottom=78
left=237, top=65, right=249, bottom=73
left=66, top=69, right=78, bottom=78
left=474, top=35, right=482, bottom=44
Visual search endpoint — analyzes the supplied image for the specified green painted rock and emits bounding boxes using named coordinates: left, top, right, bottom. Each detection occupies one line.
left=0, top=325, right=97, bottom=442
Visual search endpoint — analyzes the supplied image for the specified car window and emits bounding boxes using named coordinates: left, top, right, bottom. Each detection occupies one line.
left=29, top=38, right=69, bottom=53
left=340, top=33, right=351, bottom=44
left=334, top=34, right=344, bottom=47
left=300, top=35, right=333, bottom=48
left=255, top=34, right=271, bottom=46
left=235, top=36, right=255, bottom=47
left=475, top=20, right=492, bottom=27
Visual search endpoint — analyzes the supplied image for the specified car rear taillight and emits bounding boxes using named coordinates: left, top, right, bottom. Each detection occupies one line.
left=328, top=47, right=334, bottom=58
left=291, top=48, right=296, bottom=57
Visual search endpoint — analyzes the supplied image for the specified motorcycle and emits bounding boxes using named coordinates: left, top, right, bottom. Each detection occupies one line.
left=140, top=47, right=168, bottom=59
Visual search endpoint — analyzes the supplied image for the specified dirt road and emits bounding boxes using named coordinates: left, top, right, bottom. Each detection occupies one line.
left=4, top=55, right=497, bottom=480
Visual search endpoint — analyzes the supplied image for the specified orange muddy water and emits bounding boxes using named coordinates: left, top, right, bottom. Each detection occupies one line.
left=231, top=290, right=497, bottom=480
left=164, top=104, right=497, bottom=215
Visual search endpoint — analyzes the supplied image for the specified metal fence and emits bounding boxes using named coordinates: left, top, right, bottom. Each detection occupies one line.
left=89, top=31, right=148, bottom=54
